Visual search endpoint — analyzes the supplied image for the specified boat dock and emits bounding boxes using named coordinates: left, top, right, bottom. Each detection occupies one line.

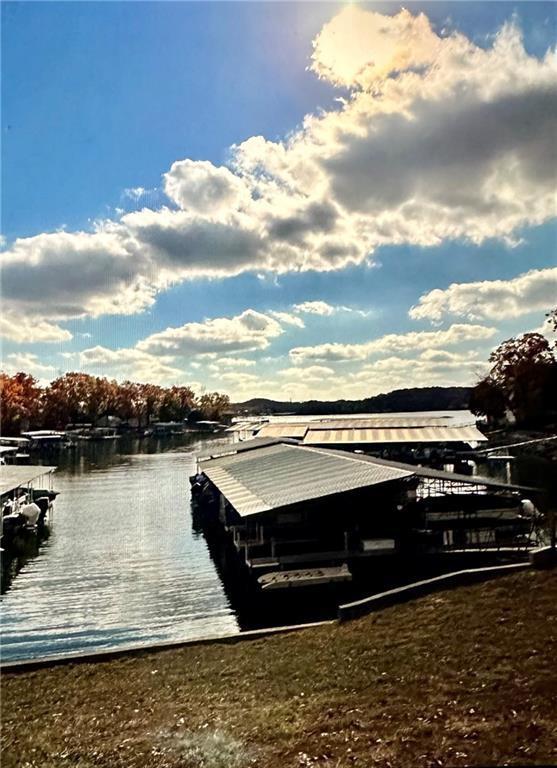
left=227, top=414, right=487, bottom=463
left=1, top=465, right=58, bottom=578
left=191, top=438, right=542, bottom=595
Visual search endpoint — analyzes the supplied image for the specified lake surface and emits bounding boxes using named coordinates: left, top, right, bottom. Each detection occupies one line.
left=1, top=412, right=551, bottom=663
left=1, top=435, right=239, bottom=662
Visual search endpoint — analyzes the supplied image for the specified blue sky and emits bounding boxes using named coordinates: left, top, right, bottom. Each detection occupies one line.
left=2, top=2, right=556, bottom=400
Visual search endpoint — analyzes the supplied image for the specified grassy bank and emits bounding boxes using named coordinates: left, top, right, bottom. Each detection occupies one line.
left=2, top=570, right=556, bottom=768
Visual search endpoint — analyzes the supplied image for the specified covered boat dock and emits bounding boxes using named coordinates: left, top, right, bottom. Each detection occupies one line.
left=192, top=440, right=538, bottom=591
left=253, top=415, right=487, bottom=457
left=1, top=466, right=57, bottom=499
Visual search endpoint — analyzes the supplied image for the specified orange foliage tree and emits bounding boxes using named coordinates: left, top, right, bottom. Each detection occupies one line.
left=0, top=372, right=43, bottom=435
left=42, top=373, right=118, bottom=429
left=1, top=369, right=231, bottom=434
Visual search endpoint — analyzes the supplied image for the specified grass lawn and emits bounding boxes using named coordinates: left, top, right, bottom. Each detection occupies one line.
left=1, top=569, right=556, bottom=768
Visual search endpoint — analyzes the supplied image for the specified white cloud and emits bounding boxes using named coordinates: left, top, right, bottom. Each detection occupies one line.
left=137, top=309, right=284, bottom=357
left=209, top=357, right=257, bottom=372
left=1, top=230, right=156, bottom=321
left=163, top=159, right=251, bottom=216
left=294, top=300, right=336, bottom=316
left=311, top=7, right=443, bottom=89
left=410, top=267, right=557, bottom=322
left=2, top=353, right=56, bottom=377
left=2, top=8, right=554, bottom=332
left=530, top=314, right=557, bottom=342
left=340, top=350, right=488, bottom=399
left=0, top=313, right=72, bottom=343
left=268, top=311, right=305, bottom=328
left=277, top=365, right=336, bottom=381
left=293, top=300, right=371, bottom=318
left=123, top=187, right=147, bottom=201
left=220, top=371, right=261, bottom=385
left=289, top=323, right=497, bottom=363
left=79, top=345, right=183, bottom=384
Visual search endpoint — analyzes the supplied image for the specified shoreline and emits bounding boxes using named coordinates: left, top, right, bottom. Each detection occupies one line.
left=2, top=569, right=556, bottom=768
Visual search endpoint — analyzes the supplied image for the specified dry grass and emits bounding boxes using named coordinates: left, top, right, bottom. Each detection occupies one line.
left=2, top=570, right=556, bottom=768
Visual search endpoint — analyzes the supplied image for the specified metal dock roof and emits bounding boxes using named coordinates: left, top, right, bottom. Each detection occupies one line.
left=197, top=437, right=300, bottom=462
left=321, top=450, right=536, bottom=493
left=0, top=466, right=57, bottom=497
left=256, top=423, right=309, bottom=439
left=303, top=425, right=486, bottom=446
left=201, top=443, right=414, bottom=517
left=305, top=416, right=458, bottom=429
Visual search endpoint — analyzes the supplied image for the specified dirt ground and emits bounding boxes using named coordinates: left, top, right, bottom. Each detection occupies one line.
left=2, top=569, right=556, bottom=768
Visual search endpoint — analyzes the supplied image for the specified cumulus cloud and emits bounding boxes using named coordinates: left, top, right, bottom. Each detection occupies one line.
left=409, top=267, right=557, bottom=322
left=137, top=309, right=284, bottom=357
left=208, top=358, right=257, bottom=371
left=268, top=311, right=305, bottom=328
left=289, top=323, right=496, bottom=363
left=2, top=7, right=554, bottom=332
left=220, top=371, right=261, bottom=385
left=341, top=350, right=488, bottom=399
left=277, top=365, right=336, bottom=381
left=2, top=353, right=56, bottom=377
left=0, top=313, right=72, bottom=343
left=79, top=345, right=182, bottom=384
left=1, top=230, right=156, bottom=320
left=294, top=301, right=336, bottom=316
left=292, top=300, right=370, bottom=317
left=311, top=7, right=443, bottom=89
left=163, top=159, right=251, bottom=216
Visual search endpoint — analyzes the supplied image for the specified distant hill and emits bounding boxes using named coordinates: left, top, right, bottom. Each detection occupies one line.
left=233, top=386, right=473, bottom=416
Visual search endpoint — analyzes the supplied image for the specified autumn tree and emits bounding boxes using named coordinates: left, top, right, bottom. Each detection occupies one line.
left=138, top=383, right=164, bottom=426
left=1, top=368, right=229, bottom=433
left=0, top=372, right=43, bottom=435
left=159, top=386, right=196, bottom=422
left=113, top=381, right=143, bottom=424
left=471, top=332, right=557, bottom=426
left=42, top=373, right=118, bottom=428
left=195, top=392, right=231, bottom=422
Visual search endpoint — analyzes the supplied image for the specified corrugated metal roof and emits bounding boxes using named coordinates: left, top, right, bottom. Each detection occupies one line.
left=201, top=443, right=413, bottom=517
left=303, top=425, right=486, bottom=445
left=320, top=450, right=537, bottom=493
left=307, top=417, right=457, bottom=429
left=0, top=466, right=57, bottom=496
left=256, top=424, right=309, bottom=439
left=225, top=421, right=264, bottom=433
left=197, top=437, right=299, bottom=462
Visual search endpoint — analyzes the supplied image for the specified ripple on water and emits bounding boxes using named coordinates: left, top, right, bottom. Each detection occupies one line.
left=1, top=448, right=239, bottom=661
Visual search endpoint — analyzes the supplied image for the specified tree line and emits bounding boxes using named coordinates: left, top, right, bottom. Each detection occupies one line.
left=236, top=387, right=472, bottom=416
left=0, top=372, right=230, bottom=436
left=470, top=309, right=557, bottom=428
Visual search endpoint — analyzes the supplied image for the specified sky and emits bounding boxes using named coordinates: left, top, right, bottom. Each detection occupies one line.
left=1, top=1, right=556, bottom=402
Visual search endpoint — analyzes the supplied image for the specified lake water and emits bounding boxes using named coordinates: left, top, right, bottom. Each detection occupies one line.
left=0, top=435, right=239, bottom=662
left=1, top=412, right=551, bottom=663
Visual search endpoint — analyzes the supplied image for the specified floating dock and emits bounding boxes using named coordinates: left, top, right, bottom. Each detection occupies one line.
left=191, top=439, right=542, bottom=595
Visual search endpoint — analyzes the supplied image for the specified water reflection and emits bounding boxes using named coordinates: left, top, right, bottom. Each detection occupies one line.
left=2, top=433, right=553, bottom=663
left=0, top=435, right=239, bottom=662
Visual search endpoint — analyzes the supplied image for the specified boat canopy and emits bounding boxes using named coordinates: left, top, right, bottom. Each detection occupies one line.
left=200, top=442, right=413, bottom=517
left=0, top=466, right=57, bottom=497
